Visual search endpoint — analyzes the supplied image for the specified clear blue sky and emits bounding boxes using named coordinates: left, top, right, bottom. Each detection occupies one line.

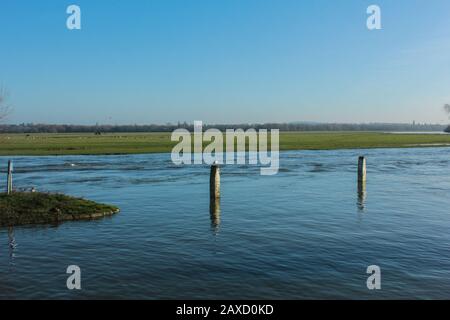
left=1, top=0, right=449, bottom=125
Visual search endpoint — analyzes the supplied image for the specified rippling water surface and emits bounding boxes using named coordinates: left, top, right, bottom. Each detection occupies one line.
left=1, top=147, right=450, bottom=299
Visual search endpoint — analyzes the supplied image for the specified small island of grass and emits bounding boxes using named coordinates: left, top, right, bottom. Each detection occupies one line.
left=0, top=192, right=119, bottom=227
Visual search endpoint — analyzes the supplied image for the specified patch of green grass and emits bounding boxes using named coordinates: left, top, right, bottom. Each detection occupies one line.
left=0, top=192, right=119, bottom=227
left=279, top=132, right=450, bottom=150
left=0, top=132, right=450, bottom=155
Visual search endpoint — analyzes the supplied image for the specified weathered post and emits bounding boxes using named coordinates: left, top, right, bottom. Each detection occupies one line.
left=358, top=156, right=366, bottom=183
left=209, top=162, right=221, bottom=234
left=210, top=162, right=220, bottom=200
left=357, top=156, right=367, bottom=211
left=7, top=160, right=13, bottom=195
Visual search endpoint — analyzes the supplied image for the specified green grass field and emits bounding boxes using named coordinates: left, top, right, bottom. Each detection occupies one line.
left=1, top=132, right=450, bottom=156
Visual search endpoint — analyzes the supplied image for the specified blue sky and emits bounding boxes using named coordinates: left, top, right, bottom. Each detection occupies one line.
left=1, top=0, right=450, bottom=125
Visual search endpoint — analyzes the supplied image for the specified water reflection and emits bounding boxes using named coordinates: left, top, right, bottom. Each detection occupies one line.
left=209, top=200, right=221, bottom=234
left=357, top=180, right=367, bottom=212
left=8, top=227, right=17, bottom=266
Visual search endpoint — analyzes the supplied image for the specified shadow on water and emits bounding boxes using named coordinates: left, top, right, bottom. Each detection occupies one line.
left=357, top=180, right=367, bottom=213
left=209, top=200, right=221, bottom=235
left=8, top=227, right=17, bottom=267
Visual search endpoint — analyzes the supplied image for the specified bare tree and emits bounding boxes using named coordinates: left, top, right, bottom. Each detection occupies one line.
left=444, top=104, right=450, bottom=117
left=0, top=87, right=12, bottom=122
left=443, top=104, right=450, bottom=133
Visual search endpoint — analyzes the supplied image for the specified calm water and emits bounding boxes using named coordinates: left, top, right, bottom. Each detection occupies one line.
left=1, top=148, right=450, bottom=299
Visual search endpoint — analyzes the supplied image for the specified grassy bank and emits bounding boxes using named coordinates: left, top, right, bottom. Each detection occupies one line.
left=0, top=132, right=450, bottom=156
left=0, top=192, right=119, bottom=227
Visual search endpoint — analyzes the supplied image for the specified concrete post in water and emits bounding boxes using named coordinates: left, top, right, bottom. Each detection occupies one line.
left=209, top=162, right=221, bottom=235
left=210, top=162, right=220, bottom=200
left=358, top=156, right=366, bottom=183
left=357, top=156, right=367, bottom=211
left=7, top=160, right=13, bottom=195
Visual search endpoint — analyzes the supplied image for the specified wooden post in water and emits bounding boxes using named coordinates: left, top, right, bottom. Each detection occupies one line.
left=358, top=156, right=366, bottom=183
left=7, top=160, right=13, bottom=195
left=210, top=163, right=220, bottom=200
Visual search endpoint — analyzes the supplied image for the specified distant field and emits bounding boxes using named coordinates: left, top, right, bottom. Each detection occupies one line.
left=1, top=132, right=450, bottom=156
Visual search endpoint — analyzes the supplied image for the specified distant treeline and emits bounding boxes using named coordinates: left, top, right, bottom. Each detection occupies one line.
left=0, top=122, right=446, bottom=134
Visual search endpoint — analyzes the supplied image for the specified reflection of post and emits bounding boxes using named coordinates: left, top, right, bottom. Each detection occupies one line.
left=210, top=200, right=221, bottom=233
left=7, top=160, right=13, bottom=195
left=210, top=163, right=220, bottom=200
left=8, top=227, right=17, bottom=264
left=357, top=180, right=367, bottom=211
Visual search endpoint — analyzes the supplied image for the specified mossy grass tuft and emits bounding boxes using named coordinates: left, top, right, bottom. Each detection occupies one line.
left=0, top=192, right=119, bottom=227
